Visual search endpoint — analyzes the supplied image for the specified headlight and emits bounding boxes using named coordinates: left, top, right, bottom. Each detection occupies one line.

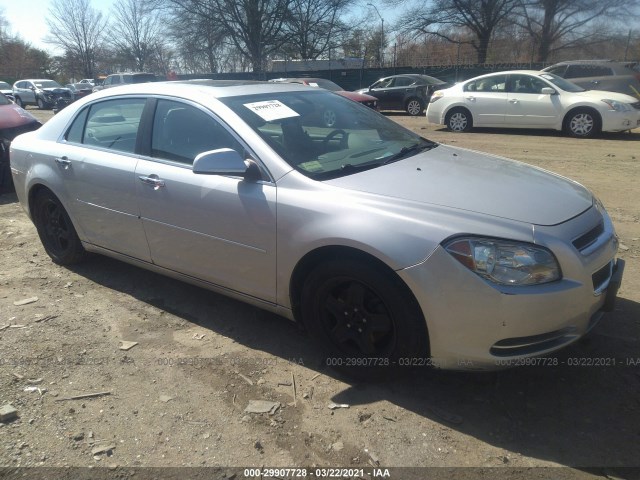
left=430, top=91, right=444, bottom=103
left=445, top=237, right=561, bottom=286
left=601, top=99, right=631, bottom=112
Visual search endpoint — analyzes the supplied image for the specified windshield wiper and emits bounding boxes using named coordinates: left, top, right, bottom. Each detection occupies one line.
left=381, top=141, right=437, bottom=165
left=339, top=162, right=380, bottom=173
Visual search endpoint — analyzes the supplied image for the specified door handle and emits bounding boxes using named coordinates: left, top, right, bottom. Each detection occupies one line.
left=509, top=99, right=519, bottom=103
left=591, top=80, right=599, bottom=85
left=55, top=156, right=72, bottom=169
left=465, top=96, right=476, bottom=101
left=138, top=175, right=166, bottom=190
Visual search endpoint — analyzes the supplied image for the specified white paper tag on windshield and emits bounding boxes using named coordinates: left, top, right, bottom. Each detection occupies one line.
left=244, top=100, right=299, bottom=121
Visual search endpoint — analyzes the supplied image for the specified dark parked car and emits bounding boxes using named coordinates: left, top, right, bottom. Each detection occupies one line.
left=0, top=93, right=41, bottom=193
left=355, top=74, right=448, bottom=116
left=12, top=79, right=73, bottom=110
left=542, top=60, right=640, bottom=99
left=66, top=82, right=94, bottom=101
left=270, top=77, right=378, bottom=127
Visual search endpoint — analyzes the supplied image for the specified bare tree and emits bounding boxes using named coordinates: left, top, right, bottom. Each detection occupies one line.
left=110, top=0, right=165, bottom=71
left=515, top=0, right=639, bottom=62
left=285, top=0, right=352, bottom=60
left=168, top=0, right=291, bottom=73
left=166, top=0, right=228, bottom=73
left=396, top=0, right=519, bottom=63
left=45, top=0, right=107, bottom=78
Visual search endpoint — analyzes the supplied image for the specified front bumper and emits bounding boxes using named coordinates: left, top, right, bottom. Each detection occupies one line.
left=398, top=206, right=622, bottom=370
left=601, top=110, right=640, bottom=132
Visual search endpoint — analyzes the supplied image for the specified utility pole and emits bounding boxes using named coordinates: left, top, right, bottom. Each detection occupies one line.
left=368, top=3, right=384, bottom=67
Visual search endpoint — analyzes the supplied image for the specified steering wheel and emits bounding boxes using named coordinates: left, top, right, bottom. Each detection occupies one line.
left=323, top=129, right=348, bottom=150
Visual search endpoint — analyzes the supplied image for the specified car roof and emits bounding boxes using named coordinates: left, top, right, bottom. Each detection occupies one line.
left=87, top=79, right=320, bottom=100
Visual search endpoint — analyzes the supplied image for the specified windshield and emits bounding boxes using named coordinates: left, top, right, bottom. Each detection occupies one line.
left=221, top=90, right=437, bottom=180
left=0, top=82, right=11, bottom=90
left=539, top=73, right=585, bottom=92
left=0, top=93, right=10, bottom=105
left=34, top=80, right=63, bottom=88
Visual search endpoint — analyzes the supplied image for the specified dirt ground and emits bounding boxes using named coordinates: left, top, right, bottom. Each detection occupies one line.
left=0, top=107, right=639, bottom=480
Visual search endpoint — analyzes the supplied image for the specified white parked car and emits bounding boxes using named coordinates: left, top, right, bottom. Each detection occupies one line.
left=426, top=70, right=640, bottom=138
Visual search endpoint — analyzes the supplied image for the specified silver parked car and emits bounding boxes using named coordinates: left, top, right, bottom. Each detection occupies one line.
left=10, top=80, right=624, bottom=375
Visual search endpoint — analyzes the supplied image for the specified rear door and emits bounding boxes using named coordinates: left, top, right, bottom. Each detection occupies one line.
left=61, top=97, right=151, bottom=261
left=462, top=74, right=507, bottom=125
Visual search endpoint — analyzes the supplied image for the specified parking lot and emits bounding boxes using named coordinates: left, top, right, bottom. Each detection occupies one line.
left=0, top=107, right=638, bottom=478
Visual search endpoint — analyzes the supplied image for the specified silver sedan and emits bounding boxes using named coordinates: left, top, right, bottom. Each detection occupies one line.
left=10, top=80, right=624, bottom=375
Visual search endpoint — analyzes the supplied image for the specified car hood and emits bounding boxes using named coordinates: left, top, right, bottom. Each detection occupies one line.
left=41, top=87, right=71, bottom=94
left=337, top=91, right=377, bottom=102
left=0, top=104, right=40, bottom=130
left=571, top=89, right=638, bottom=103
left=325, top=145, right=592, bottom=226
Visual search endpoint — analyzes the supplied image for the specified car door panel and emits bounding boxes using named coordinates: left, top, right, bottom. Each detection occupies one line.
left=506, top=93, right=561, bottom=126
left=463, top=75, right=508, bottom=125
left=135, top=160, right=277, bottom=302
left=62, top=97, right=151, bottom=261
left=70, top=147, right=151, bottom=261
left=464, top=92, right=506, bottom=125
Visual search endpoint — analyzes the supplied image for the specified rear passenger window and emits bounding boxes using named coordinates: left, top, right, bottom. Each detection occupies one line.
left=77, top=99, right=146, bottom=153
left=151, top=100, right=243, bottom=165
left=566, top=65, right=613, bottom=78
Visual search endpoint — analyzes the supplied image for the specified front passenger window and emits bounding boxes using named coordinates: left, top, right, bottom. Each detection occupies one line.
left=151, top=100, right=244, bottom=165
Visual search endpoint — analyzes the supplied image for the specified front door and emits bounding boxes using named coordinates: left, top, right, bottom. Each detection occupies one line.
left=135, top=99, right=277, bottom=302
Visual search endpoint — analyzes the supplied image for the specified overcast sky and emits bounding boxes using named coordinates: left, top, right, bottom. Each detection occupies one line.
left=1, top=0, right=116, bottom=53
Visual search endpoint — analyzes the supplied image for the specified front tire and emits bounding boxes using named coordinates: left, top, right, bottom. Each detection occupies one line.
left=37, top=97, right=47, bottom=110
left=405, top=98, right=424, bottom=116
left=15, top=97, right=24, bottom=108
left=301, top=258, right=429, bottom=379
left=445, top=108, right=473, bottom=132
left=33, top=189, right=86, bottom=265
left=564, top=108, right=600, bottom=138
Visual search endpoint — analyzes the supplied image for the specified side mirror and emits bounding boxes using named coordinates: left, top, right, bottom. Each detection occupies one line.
left=541, top=87, right=556, bottom=95
left=193, top=148, right=262, bottom=182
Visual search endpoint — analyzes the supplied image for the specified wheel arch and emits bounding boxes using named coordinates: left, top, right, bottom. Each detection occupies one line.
left=562, top=105, right=602, bottom=132
left=289, top=245, right=426, bottom=327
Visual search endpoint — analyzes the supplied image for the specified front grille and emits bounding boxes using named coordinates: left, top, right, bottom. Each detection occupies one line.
left=592, top=261, right=613, bottom=293
left=572, top=221, right=604, bottom=252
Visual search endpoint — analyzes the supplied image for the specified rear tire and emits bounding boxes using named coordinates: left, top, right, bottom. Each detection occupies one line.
left=301, top=258, right=429, bottom=379
left=405, top=98, right=424, bottom=116
left=15, top=97, right=24, bottom=108
left=445, top=108, right=473, bottom=132
left=33, top=189, right=86, bottom=265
